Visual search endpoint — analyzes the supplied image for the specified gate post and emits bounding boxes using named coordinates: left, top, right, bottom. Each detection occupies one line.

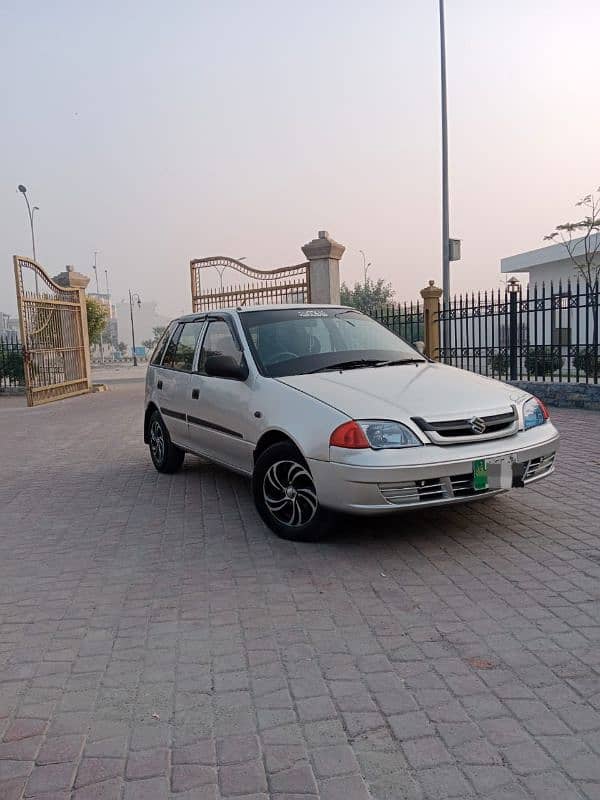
left=53, top=266, right=93, bottom=390
left=420, top=280, right=443, bottom=360
left=302, top=231, right=345, bottom=305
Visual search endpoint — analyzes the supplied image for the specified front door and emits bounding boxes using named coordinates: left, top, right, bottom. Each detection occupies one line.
left=157, top=320, right=205, bottom=448
left=188, top=319, right=255, bottom=474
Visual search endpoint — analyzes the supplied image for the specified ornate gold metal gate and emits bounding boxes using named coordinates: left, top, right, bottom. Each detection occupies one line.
left=13, top=256, right=91, bottom=406
left=190, top=257, right=311, bottom=312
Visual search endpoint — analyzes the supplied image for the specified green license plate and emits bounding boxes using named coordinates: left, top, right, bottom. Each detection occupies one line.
left=473, top=459, right=488, bottom=491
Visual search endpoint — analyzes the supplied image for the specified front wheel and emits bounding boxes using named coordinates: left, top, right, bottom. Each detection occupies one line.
left=253, top=442, right=331, bottom=541
left=148, top=410, right=185, bottom=473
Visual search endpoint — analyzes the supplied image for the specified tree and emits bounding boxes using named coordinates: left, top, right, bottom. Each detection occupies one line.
left=117, top=341, right=128, bottom=355
left=152, top=326, right=166, bottom=342
left=141, top=339, right=154, bottom=350
left=544, top=187, right=600, bottom=370
left=340, top=277, right=395, bottom=312
left=85, top=296, right=109, bottom=346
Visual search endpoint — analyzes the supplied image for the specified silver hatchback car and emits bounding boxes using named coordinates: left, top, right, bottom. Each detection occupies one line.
left=144, top=305, right=559, bottom=541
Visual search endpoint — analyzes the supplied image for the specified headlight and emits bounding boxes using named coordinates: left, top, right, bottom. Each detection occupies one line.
left=522, top=397, right=549, bottom=430
left=359, top=420, right=422, bottom=449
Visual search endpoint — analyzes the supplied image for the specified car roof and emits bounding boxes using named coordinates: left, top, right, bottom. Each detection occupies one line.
left=175, top=304, right=352, bottom=322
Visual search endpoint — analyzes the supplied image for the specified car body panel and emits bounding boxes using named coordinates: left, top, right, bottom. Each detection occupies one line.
left=277, top=361, right=528, bottom=429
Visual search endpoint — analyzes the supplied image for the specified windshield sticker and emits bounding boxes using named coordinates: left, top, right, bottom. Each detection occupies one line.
left=298, top=310, right=329, bottom=317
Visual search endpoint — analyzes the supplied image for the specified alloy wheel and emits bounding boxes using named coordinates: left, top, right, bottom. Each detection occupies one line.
left=263, top=460, right=318, bottom=527
left=149, top=419, right=165, bottom=465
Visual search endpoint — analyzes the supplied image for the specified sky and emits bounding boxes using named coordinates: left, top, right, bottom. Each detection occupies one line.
left=1, top=0, right=599, bottom=318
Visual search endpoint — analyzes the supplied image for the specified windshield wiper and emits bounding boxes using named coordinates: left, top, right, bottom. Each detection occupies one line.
left=374, top=358, right=426, bottom=367
left=309, top=359, right=384, bottom=373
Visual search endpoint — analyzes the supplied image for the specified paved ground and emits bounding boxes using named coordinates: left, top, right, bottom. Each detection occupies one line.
left=1, top=380, right=599, bottom=800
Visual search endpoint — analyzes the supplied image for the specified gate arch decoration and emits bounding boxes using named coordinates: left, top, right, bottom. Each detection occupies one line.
left=190, top=256, right=311, bottom=312
left=13, top=256, right=91, bottom=406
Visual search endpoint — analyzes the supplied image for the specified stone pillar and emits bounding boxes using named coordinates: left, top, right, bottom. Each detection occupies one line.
left=420, top=280, right=443, bottom=360
left=53, top=266, right=93, bottom=389
left=301, top=231, right=345, bottom=305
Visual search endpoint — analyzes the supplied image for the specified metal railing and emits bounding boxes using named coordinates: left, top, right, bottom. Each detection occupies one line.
left=0, top=339, right=25, bottom=389
left=190, top=257, right=311, bottom=312
left=366, top=302, right=424, bottom=344
left=438, top=280, right=599, bottom=384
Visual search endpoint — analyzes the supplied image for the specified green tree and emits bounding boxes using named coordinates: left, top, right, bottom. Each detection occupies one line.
left=152, top=326, right=166, bottom=342
left=85, top=296, right=109, bottom=346
left=0, top=347, right=25, bottom=383
left=544, top=186, right=600, bottom=373
left=340, top=277, right=395, bottom=312
left=117, top=341, right=128, bottom=355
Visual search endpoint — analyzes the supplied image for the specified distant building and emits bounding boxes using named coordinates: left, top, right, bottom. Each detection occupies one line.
left=0, top=312, right=20, bottom=342
left=114, top=300, right=170, bottom=351
left=88, top=292, right=119, bottom=358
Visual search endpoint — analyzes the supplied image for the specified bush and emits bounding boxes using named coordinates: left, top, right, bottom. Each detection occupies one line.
left=489, top=351, right=508, bottom=375
left=573, top=348, right=600, bottom=377
left=0, top=348, right=25, bottom=384
left=525, top=346, right=563, bottom=376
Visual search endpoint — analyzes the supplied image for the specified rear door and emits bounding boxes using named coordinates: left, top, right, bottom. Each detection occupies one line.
left=188, top=318, right=255, bottom=473
left=156, top=320, right=205, bottom=448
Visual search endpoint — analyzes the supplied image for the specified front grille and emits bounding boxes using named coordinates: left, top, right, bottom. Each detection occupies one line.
left=522, top=453, right=555, bottom=484
left=412, top=408, right=518, bottom=444
left=379, top=473, right=489, bottom=506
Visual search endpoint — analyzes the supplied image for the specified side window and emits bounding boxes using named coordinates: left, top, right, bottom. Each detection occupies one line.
left=150, top=322, right=176, bottom=366
left=197, top=320, right=243, bottom=374
left=162, top=323, right=184, bottom=368
left=167, top=321, right=204, bottom=371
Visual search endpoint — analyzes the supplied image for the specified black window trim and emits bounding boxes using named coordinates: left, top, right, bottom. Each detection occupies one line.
left=150, top=320, right=178, bottom=367
left=195, top=315, right=248, bottom=377
left=157, top=319, right=207, bottom=374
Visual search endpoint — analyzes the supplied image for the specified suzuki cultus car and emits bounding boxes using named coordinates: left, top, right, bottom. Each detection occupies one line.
left=145, top=305, right=559, bottom=541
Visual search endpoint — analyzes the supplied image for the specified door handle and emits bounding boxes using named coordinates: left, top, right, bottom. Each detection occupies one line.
left=191, top=388, right=200, bottom=400
left=157, top=380, right=163, bottom=390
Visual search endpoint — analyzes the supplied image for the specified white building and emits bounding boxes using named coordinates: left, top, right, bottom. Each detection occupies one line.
left=114, top=300, right=171, bottom=351
left=501, top=232, right=599, bottom=288
left=500, top=233, right=599, bottom=350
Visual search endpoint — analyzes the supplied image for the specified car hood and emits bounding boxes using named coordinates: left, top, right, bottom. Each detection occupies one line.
left=277, top=362, right=528, bottom=422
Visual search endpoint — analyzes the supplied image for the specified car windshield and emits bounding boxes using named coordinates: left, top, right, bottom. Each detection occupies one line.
left=239, top=307, right=424, bottom=377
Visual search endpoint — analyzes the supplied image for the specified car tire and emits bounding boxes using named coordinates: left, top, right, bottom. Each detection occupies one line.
left=148, top=410, right=185, bottom=473
left=253, top=442, right=331, bottom=542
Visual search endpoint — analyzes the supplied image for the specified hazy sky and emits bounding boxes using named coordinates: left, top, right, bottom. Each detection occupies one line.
left=1, top=0, right=599, bottom=317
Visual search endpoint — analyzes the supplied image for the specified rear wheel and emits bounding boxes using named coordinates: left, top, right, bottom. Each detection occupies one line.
left=253, top=442, right=331, bottom=541
left=148, top=410, right=185, bottom=473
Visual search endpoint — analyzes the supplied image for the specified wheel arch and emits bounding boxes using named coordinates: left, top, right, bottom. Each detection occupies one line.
left=253, top=429, right=305, bottom=466
left=144, top=402, right=160, bottom=444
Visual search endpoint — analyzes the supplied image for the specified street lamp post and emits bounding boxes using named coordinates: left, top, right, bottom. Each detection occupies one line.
left=92, top=252, right=105, bottom=364
left=17, top=184, right=40, bottom=292
left=359, top=250, right=372, bottom=287
left=129, top=290, right=142, bottom=367
left=214, top=257, right=246, bottom=292
left=439, top=0, right=450, bottom=309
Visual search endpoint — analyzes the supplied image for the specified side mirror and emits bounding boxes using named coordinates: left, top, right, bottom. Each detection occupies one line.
left=204, top=354, right=249, bottom=381
left=415, top=341, right=426, bottom=356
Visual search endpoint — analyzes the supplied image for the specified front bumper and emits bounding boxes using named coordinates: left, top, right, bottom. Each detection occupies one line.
left=308, top=424, right=559, bottom=514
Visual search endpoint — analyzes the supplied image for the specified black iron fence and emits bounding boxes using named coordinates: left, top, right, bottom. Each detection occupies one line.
left=0, top=338, right=25, bottom=389
left=367, top=302, right=424, bottom=344
left=438, top=280, right=599, bottom=384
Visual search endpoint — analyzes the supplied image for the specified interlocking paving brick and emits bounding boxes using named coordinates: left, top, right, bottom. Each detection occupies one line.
left=219, top=760, right=267, bottom=795
left=270, top=763, right=318, bottom=793
left=311, top=745, right=360, bottom=778
left=1, top=387, right=599, bottom=798
left=401, top=737, right=453, bottom=770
